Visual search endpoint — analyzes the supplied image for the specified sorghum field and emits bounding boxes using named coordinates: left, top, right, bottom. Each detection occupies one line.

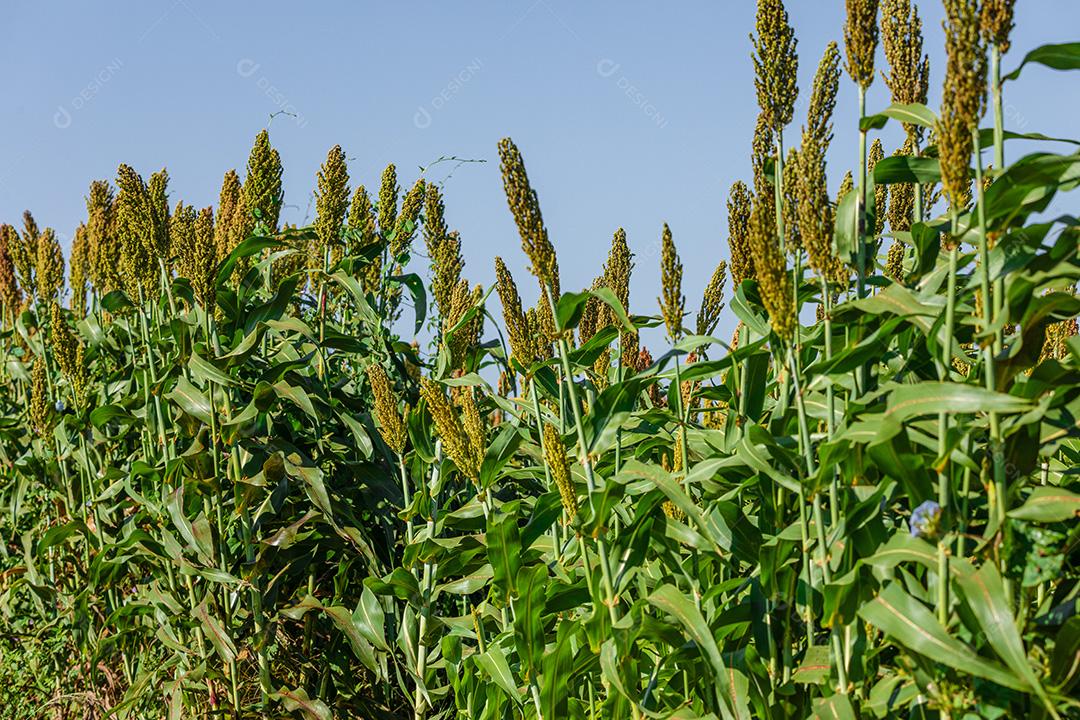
left=2, top=1, right=1080, bottom=718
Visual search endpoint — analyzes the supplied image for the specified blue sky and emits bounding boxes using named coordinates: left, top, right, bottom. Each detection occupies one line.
left=2, top=1, right=1078, bottom=344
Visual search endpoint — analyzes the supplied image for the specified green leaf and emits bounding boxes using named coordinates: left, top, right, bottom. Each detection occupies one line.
left=512, top=564, right=548, bottom=679
left=872, top=155, right=942, bottom=185
left=1008, top=486, right=1080, bottom=522
left=540, top=623, right=575, bottom=719
left=389, top=272, right=427, bottom=334
left=648, top=584, right=749, bottom=720
left=858, top=583, right=1028, bottom=691
left=555, top=290, right=591, bottom=332
left=1004, top=42, right=1080, bottom=81
left=474, top=645, right=522, bottom=704
left=952, top=562, right=1054, bottom=711
left=860, top=103, right=937, bottom=131
left=884, top=382, right=1030, bottom=422
left=487, top=513, right=522, bottom=604
left=165, top=376, right=213, bottom=425
left=194, top=601, right=236, bottom=665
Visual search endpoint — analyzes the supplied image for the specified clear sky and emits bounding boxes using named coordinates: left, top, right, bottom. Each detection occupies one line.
left=3, top=1, right=1078, bottom=345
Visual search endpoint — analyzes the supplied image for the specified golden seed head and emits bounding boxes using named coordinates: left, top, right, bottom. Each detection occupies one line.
left=844, top=0, right=880, bottom=89
left=751, top=0, right=799, bottom=133
left=603, top=228, right=632, bottom=316
left=796, top=132, right=837, bottom=282
left=349, top=185, right=382, bottom=295
left=175, top=202, right=217, bottom=308
left=391, top=178, right=425, bottom=259
left=424, top=184, right=464, bottom=317
left=36, top=228, right=65, bottom=308
left=85, top=180, right=117, bottom=296
left=807, top=42, right=843, bottom=148
left=837, top=171, right=854, bottom=202
left=495, top=256, right=536, bottom=367
left=579, top=277, right=604, bottom=345
left=420, top=378, right=482, bottom=480
left=881, top=0, right=930, bottom=139
left=377, top=163, right=399, bottom=237
left=658, top=223, right=684, bottom=340
left=314, top=145, right=350, bottom=266
left=748, top=195, right=795, bottom=340
left=444, top=279, right=484, bottom=371
left=0, top=226, right=20, bottom=316
left=214, top=170, right=243, bottom=264
left=884, top=238, right=906, bottom=281
left=49, top=303, right=89, bottom=408
left=454, top=385, right=486, bottom=475
left=497, top=138, right=559, bottom=289
left=147, top=168, right=171, bottom=261
left=751, top=112, right=777, bottom=203
left=543, top=423, right=577, bottom=520
left=10, top=214, right=38, bottom=302
left=782, top=146, right=802, bottom=254
left=697, top=261, right=728, bottom=337
left=527, top=304, right=553, bottom=360
left=115, top=164, right=158, bottom=299
left=939, top=0, right=987, bottom=209
left=243, top=129, right=283, bottom=233
left=887, top=136, right=917, bottom=233
left=367, top=363, right=408, bottom=454
left=68, top=224, right=90, bottom=317
left=727, top=181, right=755, bottom=286
left=868, top=139, right=889, bottom=238
left=29, top=357, right=52, bottom=437
left=981, top=0, right=1016, bottom=54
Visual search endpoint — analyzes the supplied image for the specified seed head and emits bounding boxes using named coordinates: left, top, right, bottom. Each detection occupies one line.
left=0, top=226, right=20, bottom=318
left=497, top=138, right=559, bottom=290
left=544, top=423, right=577, bottom=520
left=175, top=202, right=217, bottom=308
left=147, top=168, right=171, bottom=262
left=868, top=139, right=889, bottom=239
left=884, top=238, right=906, bottom=281
left=844, top=0, right=880, bottom=89
left=444, top=279, right=484, bottom=371
left=214, top=170, right=243, bottom=264
left=727, top=182, right=755, bottom=286
left=377, top=164, right=399, bottom=238
left=782, top=146, right=802, bottom=254
left=881, top=0, right=930, bottom=140
left=748, top=195, right=794, bottom=340
left=495, top=257, right=536, bottom=368
left=603, top=228, right=632, bottom=314
left=796, top=133, right=838, bottom=283
left=939, top=0, right=987, bottom=209
left=69, top=224, right=90, bottom=317
left=36, top=228, right=65, bottom=308
left=367, top=363, right=408, bottom=454
left=420, top=378, right=481, bottom=480
left=314, top=145, right=350, bottom=268
left=807, top=42, right=843, bottom=148
left=11, top=214, right=38, bottom=301
left=751, top=112, right=777, bottom=203
left=86, top=180, right=118, bottom=296
left=425, top=183, right=463, bottom=317
left=390, top=178, right=425, bottom=260
left=981, top=0, right=1016, bottom=54
left=29, top=357, right=52, bottom=437
left=751, top=0, right=799, bottom=133
left=454, top=385, right=486, bottom=476
left=49, top=303, right=89, bottom=409
left=887, top=137, right=917, bottom=233
left=243, top=130, right=284, bottom=233
left=115, top=164, right=158, bottom=300
left=349, top=185, right=381, bottom=294
left=658, top=224, right=684, bottom=340
left=696, top=261, right=728, bottom=337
